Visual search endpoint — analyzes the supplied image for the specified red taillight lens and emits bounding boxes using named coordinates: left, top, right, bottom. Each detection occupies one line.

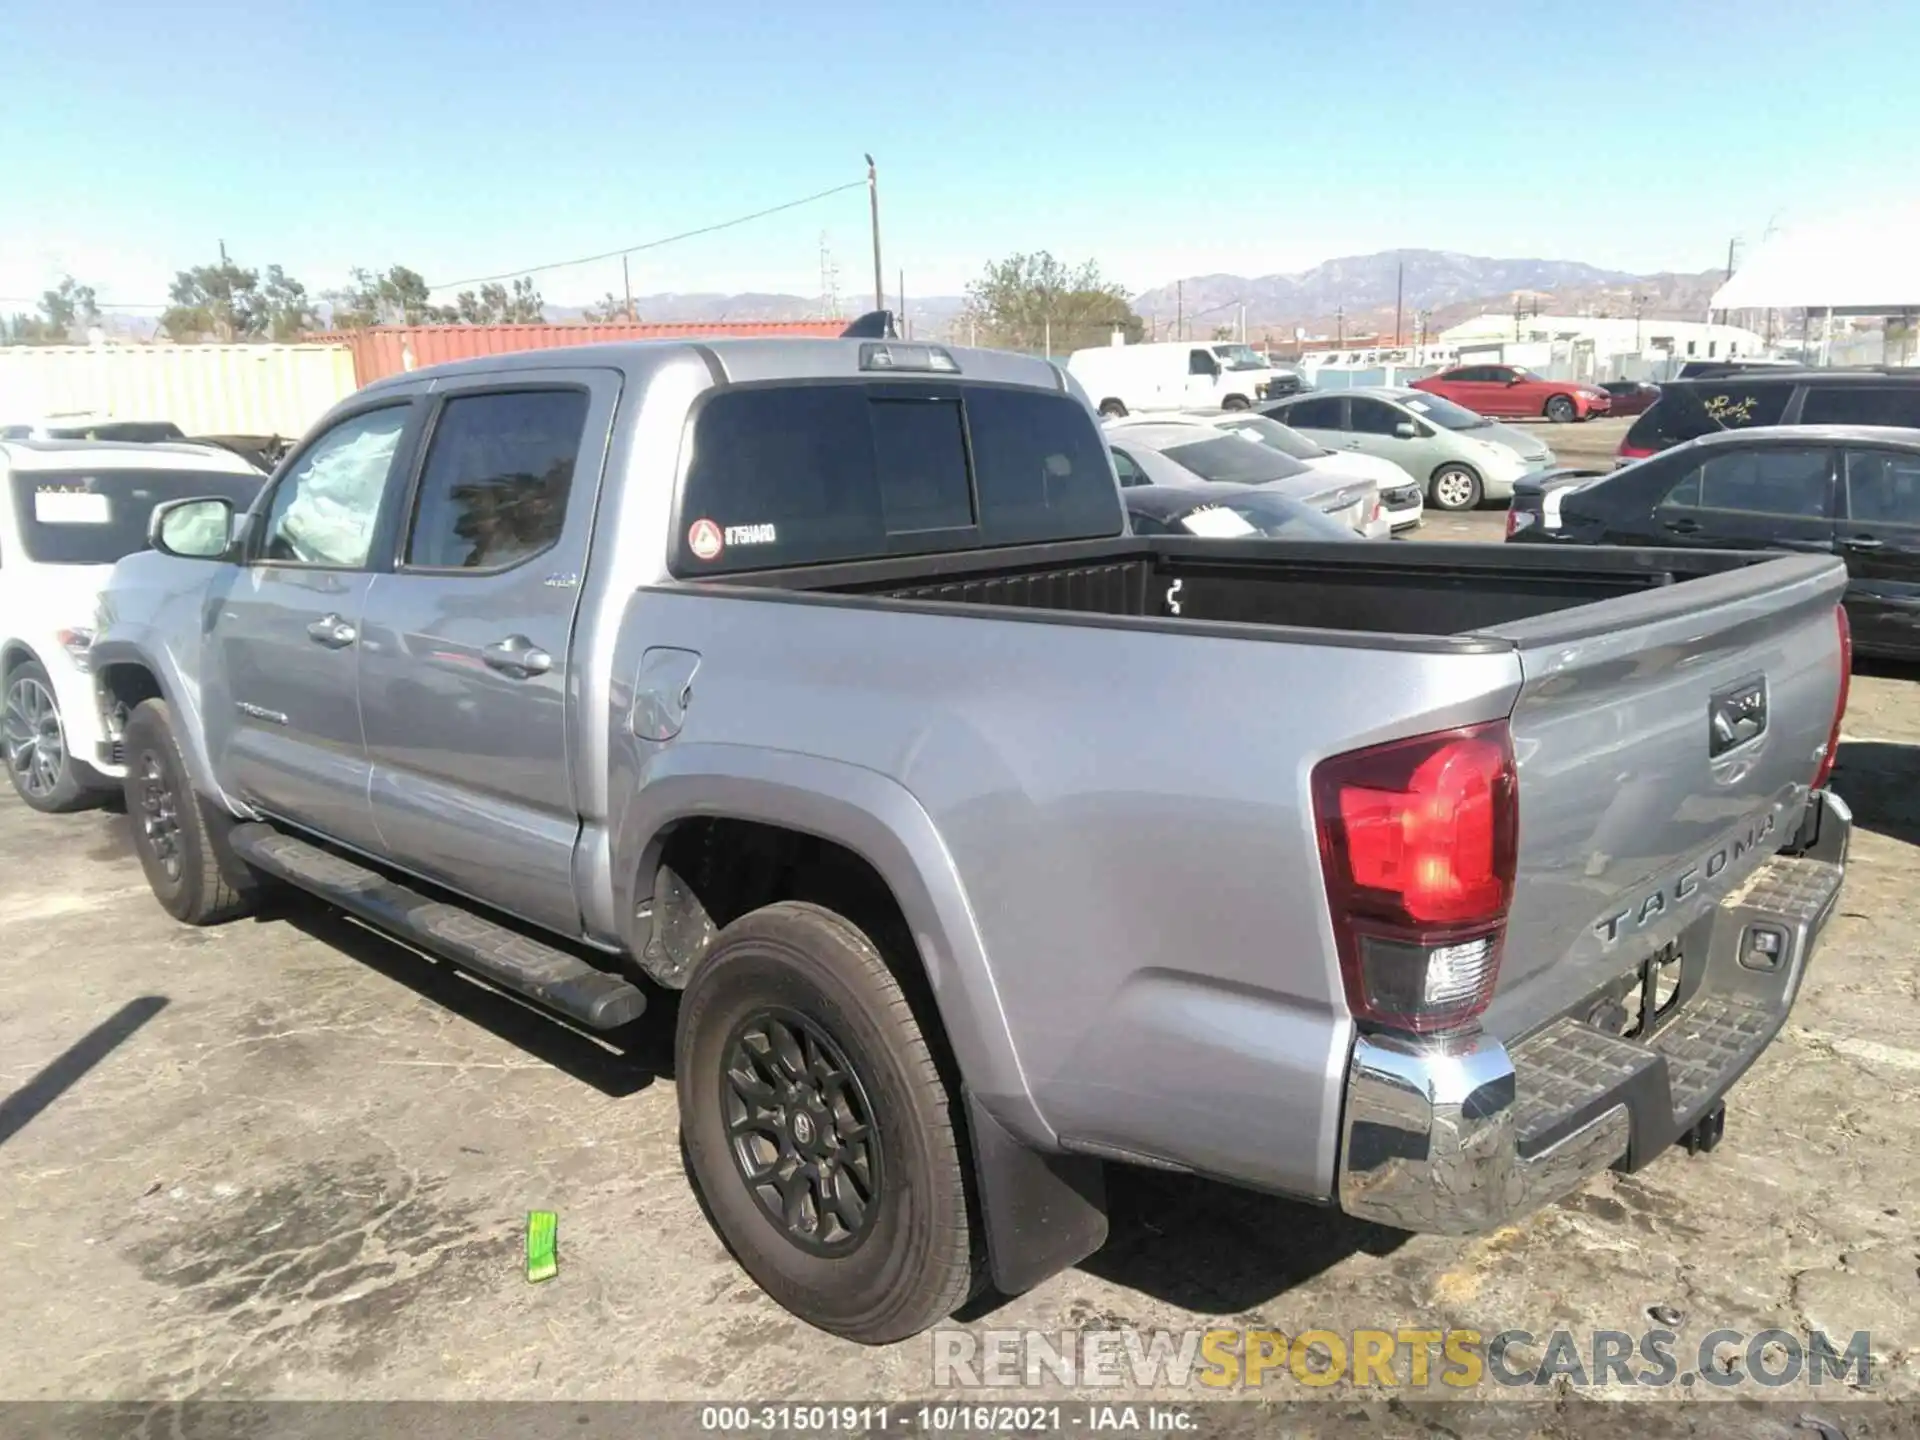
left=1313, top=722, right=1518, bottom=1034
left=1616, top=442, right=1656, bottom=461
left=1813, top=604, right=1851, bottom=790
left=1504, top=508, right=1520, bottom=539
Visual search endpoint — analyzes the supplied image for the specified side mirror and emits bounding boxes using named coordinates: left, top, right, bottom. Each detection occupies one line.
left=150, top=496, right=237, bottom=560
left=1506, top=375, right=1524, bottom=386
left=1394, top=421, right=1418, bottom=439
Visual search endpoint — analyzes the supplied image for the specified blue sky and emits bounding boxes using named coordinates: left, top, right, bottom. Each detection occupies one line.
left=1, top=0, right=1912, bottom=311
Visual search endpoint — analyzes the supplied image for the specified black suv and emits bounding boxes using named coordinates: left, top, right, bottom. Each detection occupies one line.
left=1619, top=368, right=1920, bottom=463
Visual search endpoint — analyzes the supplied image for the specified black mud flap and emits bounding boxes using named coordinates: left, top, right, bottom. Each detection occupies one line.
left=965, top=1092, right=1108, bottom=1296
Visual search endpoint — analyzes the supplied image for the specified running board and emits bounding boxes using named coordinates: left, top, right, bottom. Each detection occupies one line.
left=229, top=822, right=647, bottom=1030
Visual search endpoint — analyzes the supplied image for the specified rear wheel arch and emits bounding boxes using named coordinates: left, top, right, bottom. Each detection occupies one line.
left=1, top=640, right=43, bottom=679
left=615, top=750, right=1040, bottom=1139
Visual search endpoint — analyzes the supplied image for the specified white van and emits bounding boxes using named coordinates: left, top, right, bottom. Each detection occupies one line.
left=1066, top=341, right=1287, bottom=418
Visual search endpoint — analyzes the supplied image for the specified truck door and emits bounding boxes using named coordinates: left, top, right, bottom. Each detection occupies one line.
left=356, top=371, right=619, bottom=936
left=211, top=399, right=421, bottom=851
left=1185, top=348, right=1223, bottom=406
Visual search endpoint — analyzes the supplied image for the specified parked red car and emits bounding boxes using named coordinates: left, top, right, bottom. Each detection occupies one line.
left=1411, top=365, right=1611, bottom=423
left=1600, top=380, right=1661, bottom=417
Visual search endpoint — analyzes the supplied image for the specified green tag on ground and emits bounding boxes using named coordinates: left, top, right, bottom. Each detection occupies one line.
left=526, top=1210, right=558, bottom=1283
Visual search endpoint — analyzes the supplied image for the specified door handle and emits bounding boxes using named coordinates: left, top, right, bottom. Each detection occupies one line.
left=306, top=614, right=357, bottom=648
left=482, top=635, right=553, bottom=677
left=1843, top=535, right=1885, bottom=551
left=1663, top=517, right=1702, bottom=535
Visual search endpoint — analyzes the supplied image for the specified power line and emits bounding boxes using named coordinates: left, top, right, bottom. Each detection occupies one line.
left=428, top=178, right=868, bottom=292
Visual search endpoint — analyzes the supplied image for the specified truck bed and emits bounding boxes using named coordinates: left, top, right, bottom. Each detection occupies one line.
left=711, top=536, right=1777, bottom=643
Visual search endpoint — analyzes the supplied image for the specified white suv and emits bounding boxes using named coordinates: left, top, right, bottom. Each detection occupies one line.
left=2, top=440, right=263, bottom=811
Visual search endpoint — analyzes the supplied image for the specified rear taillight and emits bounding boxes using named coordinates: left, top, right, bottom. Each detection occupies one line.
left=1616, top=442, right=1656, bottom=462
left=1313, top=722, right=1518, bottom=1035
left=1813, top=605, right=1851, bottom=789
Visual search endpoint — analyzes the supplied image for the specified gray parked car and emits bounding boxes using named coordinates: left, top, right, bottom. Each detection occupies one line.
left=1104, top=419, right=1389, bottom=537
left=1262, top=387, right=1559, bottom=511
left=92, top=338, right=1851, bottom=1345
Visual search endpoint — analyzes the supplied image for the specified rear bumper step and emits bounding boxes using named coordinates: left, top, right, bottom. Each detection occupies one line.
left=1336, top=790, right=1848, bottom=1234
left=229, top=823, right=646, bottom=1031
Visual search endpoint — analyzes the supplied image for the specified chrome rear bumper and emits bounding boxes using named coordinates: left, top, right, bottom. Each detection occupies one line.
left=1337, top=789, right=1849, bottom=1234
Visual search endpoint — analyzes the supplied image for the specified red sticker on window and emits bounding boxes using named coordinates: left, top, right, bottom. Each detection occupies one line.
left=688, top=518, right=723, bottom=561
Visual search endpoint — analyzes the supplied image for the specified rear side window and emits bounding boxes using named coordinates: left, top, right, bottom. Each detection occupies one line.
left=1629, top=382, right=1792, bottom=450
left=1659, top=447, right=1831, bottom=518
left=675, top=382, right=1121, bottom=573
left=1281, top=396, right=1343, bottom=429
left=405, top=390, right=590, bottom=570
left=1801, top=385, right=1920, bottom=428
left=1845, top=449, right=1920, bottom=527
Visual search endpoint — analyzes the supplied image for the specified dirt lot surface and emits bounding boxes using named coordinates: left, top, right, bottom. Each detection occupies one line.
left=4, top=463, right=1916, bottom=1412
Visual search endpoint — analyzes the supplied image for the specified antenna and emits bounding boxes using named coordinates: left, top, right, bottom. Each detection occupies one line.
left=818, top=231, right=842, bottom=321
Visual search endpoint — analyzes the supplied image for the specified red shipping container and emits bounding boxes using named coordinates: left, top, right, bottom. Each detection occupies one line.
left=308, top=321, right=849, bottom=387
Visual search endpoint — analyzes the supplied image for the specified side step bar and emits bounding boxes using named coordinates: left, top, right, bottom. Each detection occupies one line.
left=229, top=823, right=646, bottom=1031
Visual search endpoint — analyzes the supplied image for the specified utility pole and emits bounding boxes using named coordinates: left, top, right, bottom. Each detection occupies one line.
left=1725, top=236, right=1738, bottom=282
left=1176, top=281, right=1183, bottom=341
left=1238, top=303, right=1246, bottom=343
left=622, top=255, right=634, bottom=322
left=865, top=153, right=884, bottom=314
left=1393, top=259, right=1404, bottom=349
left=898, top=268, right=906, bottom=339
left=1336, top=305, right=1344, bottom=351
left=1633, top=292, right=1645, bottom=354
left=218, top=239, right=229, bottom=266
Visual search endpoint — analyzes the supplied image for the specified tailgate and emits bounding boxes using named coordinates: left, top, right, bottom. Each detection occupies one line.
left=1477, top=552, right=1848, bottom=1040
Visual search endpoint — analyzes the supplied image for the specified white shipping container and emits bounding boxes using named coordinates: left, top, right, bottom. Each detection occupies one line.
left=0, top=343, right=357, bottom=438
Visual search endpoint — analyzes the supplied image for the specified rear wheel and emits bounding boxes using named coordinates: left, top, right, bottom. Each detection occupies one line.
left=4, top=660, right=108, bottom=813
left=1221, top=394, right=1251, bottom=411
left=1429, top=464, right=1484, bottom=512
left=1545, top=394, right=1577, bottom=424
left=1097, top=399, right=1128, bottom=419
left=677, top=900, right=975, bottom=1344
left=122, top=699, right=262, bottom=925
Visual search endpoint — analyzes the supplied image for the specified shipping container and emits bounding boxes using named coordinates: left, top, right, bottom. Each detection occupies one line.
left=309, top=321, right=850, bottom=386
left=0, top=343, right=357, bottom=438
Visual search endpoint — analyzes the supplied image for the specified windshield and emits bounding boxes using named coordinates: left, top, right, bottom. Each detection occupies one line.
left=9, top=468, right=262, bottom=565
left=1212, top=415, right=1328, bottom=460
left=1170, top=494, right=1356, bottom=541
left=1161, top=434, right=1311, bottom=483
left=1211, top=344, right=1270, bottom=371
left=1401, top=393, right=1492, bottom=430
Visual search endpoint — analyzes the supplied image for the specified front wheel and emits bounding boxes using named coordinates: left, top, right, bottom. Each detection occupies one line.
left=121, top=699, right=263, bottom=925
left=677, top=900, right=976, bottom=1344
left=1545, top=394, right=1577, bottom=424
left=4, top=659, right=108, bottom=813
left=1221, top=394, right=1251, bottom=411
left=1097, top=399, right=1128, bottom=419
left=1429, top=464, right=1484, bottom=512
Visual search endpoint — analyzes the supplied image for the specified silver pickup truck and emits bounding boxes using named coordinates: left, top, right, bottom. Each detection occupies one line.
left=92, top=338, right=1853, bottom=1345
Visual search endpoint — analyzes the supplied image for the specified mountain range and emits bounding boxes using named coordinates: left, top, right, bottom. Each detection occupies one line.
left=76, top=250, right=1729, bottom=345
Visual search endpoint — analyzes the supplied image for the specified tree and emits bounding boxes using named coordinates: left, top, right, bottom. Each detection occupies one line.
left=1211, top=324, right=1236, bottom=341
left=261, top=265, right=320, bottom=340
left=2, top=276, right=100, bottom=344
left=324, top=265, right=457, bottom=328
left=581, top=292, right=633, bottom=323
left=960, top=252, right=1142, bottom=354
left=161, top=258, right=267, bottom=341
left=452, top=277, right=544, bottom=325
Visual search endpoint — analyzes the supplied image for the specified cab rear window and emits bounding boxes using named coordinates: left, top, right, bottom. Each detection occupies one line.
left=673, top=381, right=1121, bottom=574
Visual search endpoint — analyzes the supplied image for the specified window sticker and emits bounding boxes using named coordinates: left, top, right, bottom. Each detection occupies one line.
left=687, top=517, right=724, bottom=561
left=723, top=523, right=777, bottom=547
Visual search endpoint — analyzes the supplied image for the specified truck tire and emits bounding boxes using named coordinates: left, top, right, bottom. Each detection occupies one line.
left=677, top=900, right=976, bottom=1344
left=121, top=698, right=262, bottom=925
left=1221, top=394, right=1251, bottom=410
left=1545, top=394, right=1577, bottom=423
left=1098, top=399, right=1127, bottom=418
left=1429, top=463, right=1484, bottom=511
left=4, top=659, right=109, bottom=813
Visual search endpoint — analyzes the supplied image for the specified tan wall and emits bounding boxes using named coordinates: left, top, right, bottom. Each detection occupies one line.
left=0, top=344, right=358, bottom=437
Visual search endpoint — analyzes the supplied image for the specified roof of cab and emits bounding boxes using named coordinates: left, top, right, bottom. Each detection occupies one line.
left=0, top=438, right=262, bottom=474
left=360, top=338, right=1074, bottom=395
